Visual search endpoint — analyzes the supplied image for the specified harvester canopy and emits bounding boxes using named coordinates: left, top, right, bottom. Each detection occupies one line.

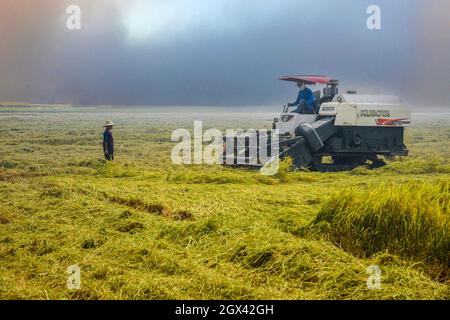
left=279, top=75, right=332, bottom=85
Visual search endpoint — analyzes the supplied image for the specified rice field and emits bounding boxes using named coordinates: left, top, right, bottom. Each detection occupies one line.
left=0, top=105, right=449, bottom=299
left=308, top=181, right=449, bottom=281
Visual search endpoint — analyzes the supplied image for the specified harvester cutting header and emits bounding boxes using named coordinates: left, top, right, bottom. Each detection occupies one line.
left=224, top=75, right=411, bottom=172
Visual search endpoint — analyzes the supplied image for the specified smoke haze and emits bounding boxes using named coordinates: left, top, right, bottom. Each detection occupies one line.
left=0, top=0, right=449, bottom=108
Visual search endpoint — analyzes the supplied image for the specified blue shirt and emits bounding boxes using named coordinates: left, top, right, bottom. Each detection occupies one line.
left=291, top=87, right=316, bottom=111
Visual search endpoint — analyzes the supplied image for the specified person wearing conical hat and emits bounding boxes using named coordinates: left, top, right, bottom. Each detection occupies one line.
left=102, top=120, right=115, bottom=160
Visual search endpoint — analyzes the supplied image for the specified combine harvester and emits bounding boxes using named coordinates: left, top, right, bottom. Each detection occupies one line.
left=224, top=75, right=411, bottom=172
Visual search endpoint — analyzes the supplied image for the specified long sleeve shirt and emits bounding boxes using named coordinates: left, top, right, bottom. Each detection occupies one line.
left=290, top=88, right=316, bottom=109
left=103, top=130, right=114, bottom=154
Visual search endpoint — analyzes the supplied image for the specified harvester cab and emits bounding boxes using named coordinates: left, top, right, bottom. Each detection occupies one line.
left=224, top=75, right=411, bottom=172
left=275, top=76, right=339, bottom=138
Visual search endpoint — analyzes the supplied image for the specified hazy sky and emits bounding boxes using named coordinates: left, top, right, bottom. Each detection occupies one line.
left=0, top=0, right=449, bottom=107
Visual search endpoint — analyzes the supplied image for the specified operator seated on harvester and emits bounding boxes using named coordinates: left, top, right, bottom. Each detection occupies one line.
left=287, top=80, right=316, bottom=114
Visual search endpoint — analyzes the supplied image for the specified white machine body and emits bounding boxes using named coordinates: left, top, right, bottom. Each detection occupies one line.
left=319, top=94, right=411, bottom=127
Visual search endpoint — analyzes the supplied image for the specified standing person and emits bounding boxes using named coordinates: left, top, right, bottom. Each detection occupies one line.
left=288, top=81, right=316, bottom=114
left=102, top=120, right=115, bottom=160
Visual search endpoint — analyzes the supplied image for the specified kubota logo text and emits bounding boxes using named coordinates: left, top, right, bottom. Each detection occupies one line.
left=360, top=110, right=391, bottom=117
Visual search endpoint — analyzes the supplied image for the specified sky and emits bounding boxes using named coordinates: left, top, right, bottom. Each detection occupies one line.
left=0, top=0, right=449, bottom=107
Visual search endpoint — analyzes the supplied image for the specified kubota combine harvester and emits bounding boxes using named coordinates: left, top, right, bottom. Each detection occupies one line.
left=223, top=75, right=411, bottom=172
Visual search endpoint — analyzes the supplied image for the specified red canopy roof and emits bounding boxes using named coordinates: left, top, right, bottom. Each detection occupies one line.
left=279, top=75, right=332, bottom=85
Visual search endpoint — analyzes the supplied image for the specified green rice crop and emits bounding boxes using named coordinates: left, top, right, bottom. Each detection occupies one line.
left=308, top=181, right=449, bottom=280
left=0, top=106, right=449, bottom=299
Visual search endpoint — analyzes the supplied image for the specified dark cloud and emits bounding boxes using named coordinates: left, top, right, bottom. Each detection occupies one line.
left=0, top=0, right=449, bottom=107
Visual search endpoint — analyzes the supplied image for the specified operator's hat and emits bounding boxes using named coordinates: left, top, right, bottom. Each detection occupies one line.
left=102, top=120, right=115, bottom=127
